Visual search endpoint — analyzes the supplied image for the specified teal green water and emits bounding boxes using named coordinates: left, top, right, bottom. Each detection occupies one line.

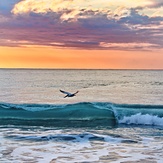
left=0, top=102, right=163, bottom=128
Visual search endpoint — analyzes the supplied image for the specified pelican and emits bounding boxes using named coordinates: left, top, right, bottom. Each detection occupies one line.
left=60, top=90, right=79, bottom=98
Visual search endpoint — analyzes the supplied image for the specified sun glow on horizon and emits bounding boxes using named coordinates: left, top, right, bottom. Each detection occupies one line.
left=1, top=46, right=163, bottom=69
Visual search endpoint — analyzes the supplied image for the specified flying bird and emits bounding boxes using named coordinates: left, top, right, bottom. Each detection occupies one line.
left=60, top=90, right=79, bottom=98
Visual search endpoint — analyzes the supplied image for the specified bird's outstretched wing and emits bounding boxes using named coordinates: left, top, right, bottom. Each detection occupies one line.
left=74, top=91, right=79, bottom=95
left=60, top=90, right=71, bottom=95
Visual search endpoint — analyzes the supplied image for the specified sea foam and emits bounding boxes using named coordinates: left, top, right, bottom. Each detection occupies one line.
left=119, top=113, right=163, bottom=126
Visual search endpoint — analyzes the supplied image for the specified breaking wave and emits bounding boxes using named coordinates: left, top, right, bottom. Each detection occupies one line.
left=0, top=102, right=163, bottom=128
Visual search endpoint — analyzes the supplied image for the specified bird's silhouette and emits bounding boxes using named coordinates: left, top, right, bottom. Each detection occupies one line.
left=60, top=90, right=79, bottom=98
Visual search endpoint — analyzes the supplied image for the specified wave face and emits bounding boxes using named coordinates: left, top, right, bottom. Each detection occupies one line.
left=0, top=102, right=163, bottom=128
left=0, top=102, right=116, bottom=127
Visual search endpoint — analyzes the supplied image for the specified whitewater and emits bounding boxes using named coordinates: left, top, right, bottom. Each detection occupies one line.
left=0, top=69, right=163, bottom=163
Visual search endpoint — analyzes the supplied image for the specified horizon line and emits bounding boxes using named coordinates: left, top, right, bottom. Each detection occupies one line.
left=0, top=68, right=163, bottom=71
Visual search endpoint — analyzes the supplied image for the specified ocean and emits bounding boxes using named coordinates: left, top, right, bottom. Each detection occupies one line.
left=0, top=69, right=163, bottom=163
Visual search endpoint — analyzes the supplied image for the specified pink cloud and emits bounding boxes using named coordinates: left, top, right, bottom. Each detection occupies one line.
left=0, top=0, right=162, bottom=50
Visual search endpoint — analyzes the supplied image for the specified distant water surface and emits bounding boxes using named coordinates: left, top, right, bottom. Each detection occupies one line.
left=0, top=69, right=163, bottom=104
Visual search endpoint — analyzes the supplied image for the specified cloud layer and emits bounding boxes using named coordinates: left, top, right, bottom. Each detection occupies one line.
left=0, top=0, right=163, bottom=50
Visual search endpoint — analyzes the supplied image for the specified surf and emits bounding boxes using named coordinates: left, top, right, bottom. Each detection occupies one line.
left=0, top=102, right=163, bottom=128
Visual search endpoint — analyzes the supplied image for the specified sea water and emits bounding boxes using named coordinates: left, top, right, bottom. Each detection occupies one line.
left=0, top=69, right=163, bottom=163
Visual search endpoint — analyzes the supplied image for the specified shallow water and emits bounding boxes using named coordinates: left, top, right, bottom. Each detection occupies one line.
left=0, top=126, right=162, bottom=163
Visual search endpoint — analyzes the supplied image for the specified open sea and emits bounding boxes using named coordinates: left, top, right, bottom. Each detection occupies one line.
left=0, top=69, right=163, bottom=163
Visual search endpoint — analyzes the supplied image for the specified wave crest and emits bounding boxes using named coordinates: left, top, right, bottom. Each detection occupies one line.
left=119, top=113, right=163, bottom=126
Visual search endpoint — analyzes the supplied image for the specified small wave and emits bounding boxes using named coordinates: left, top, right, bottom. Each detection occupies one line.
left=0, top=102, right=163, bottom=128
left=0, top=102, right=116, bottom=127
left=0, top=103, right=63, bottom=111
left=119, top=113, right=163, bottom=126
left=5, top=133, right=123, bottom=144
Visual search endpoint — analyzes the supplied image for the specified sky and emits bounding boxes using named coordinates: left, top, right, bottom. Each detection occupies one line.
left=0, top=0, right=163, bottom=69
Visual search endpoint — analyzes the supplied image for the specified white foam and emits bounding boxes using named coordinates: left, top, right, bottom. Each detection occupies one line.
left=1, top=128, right=163, bottom=163
left=119, top=113, right=163, bottom=126
left=10, top=140, right=105, bottom=163
left=91, top=133, right=123, bottom=143
left=7, top=136, right=163, bottom=163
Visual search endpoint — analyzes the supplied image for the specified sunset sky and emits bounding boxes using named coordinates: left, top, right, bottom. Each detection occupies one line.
left=0, top=0, right=163, bottom=69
